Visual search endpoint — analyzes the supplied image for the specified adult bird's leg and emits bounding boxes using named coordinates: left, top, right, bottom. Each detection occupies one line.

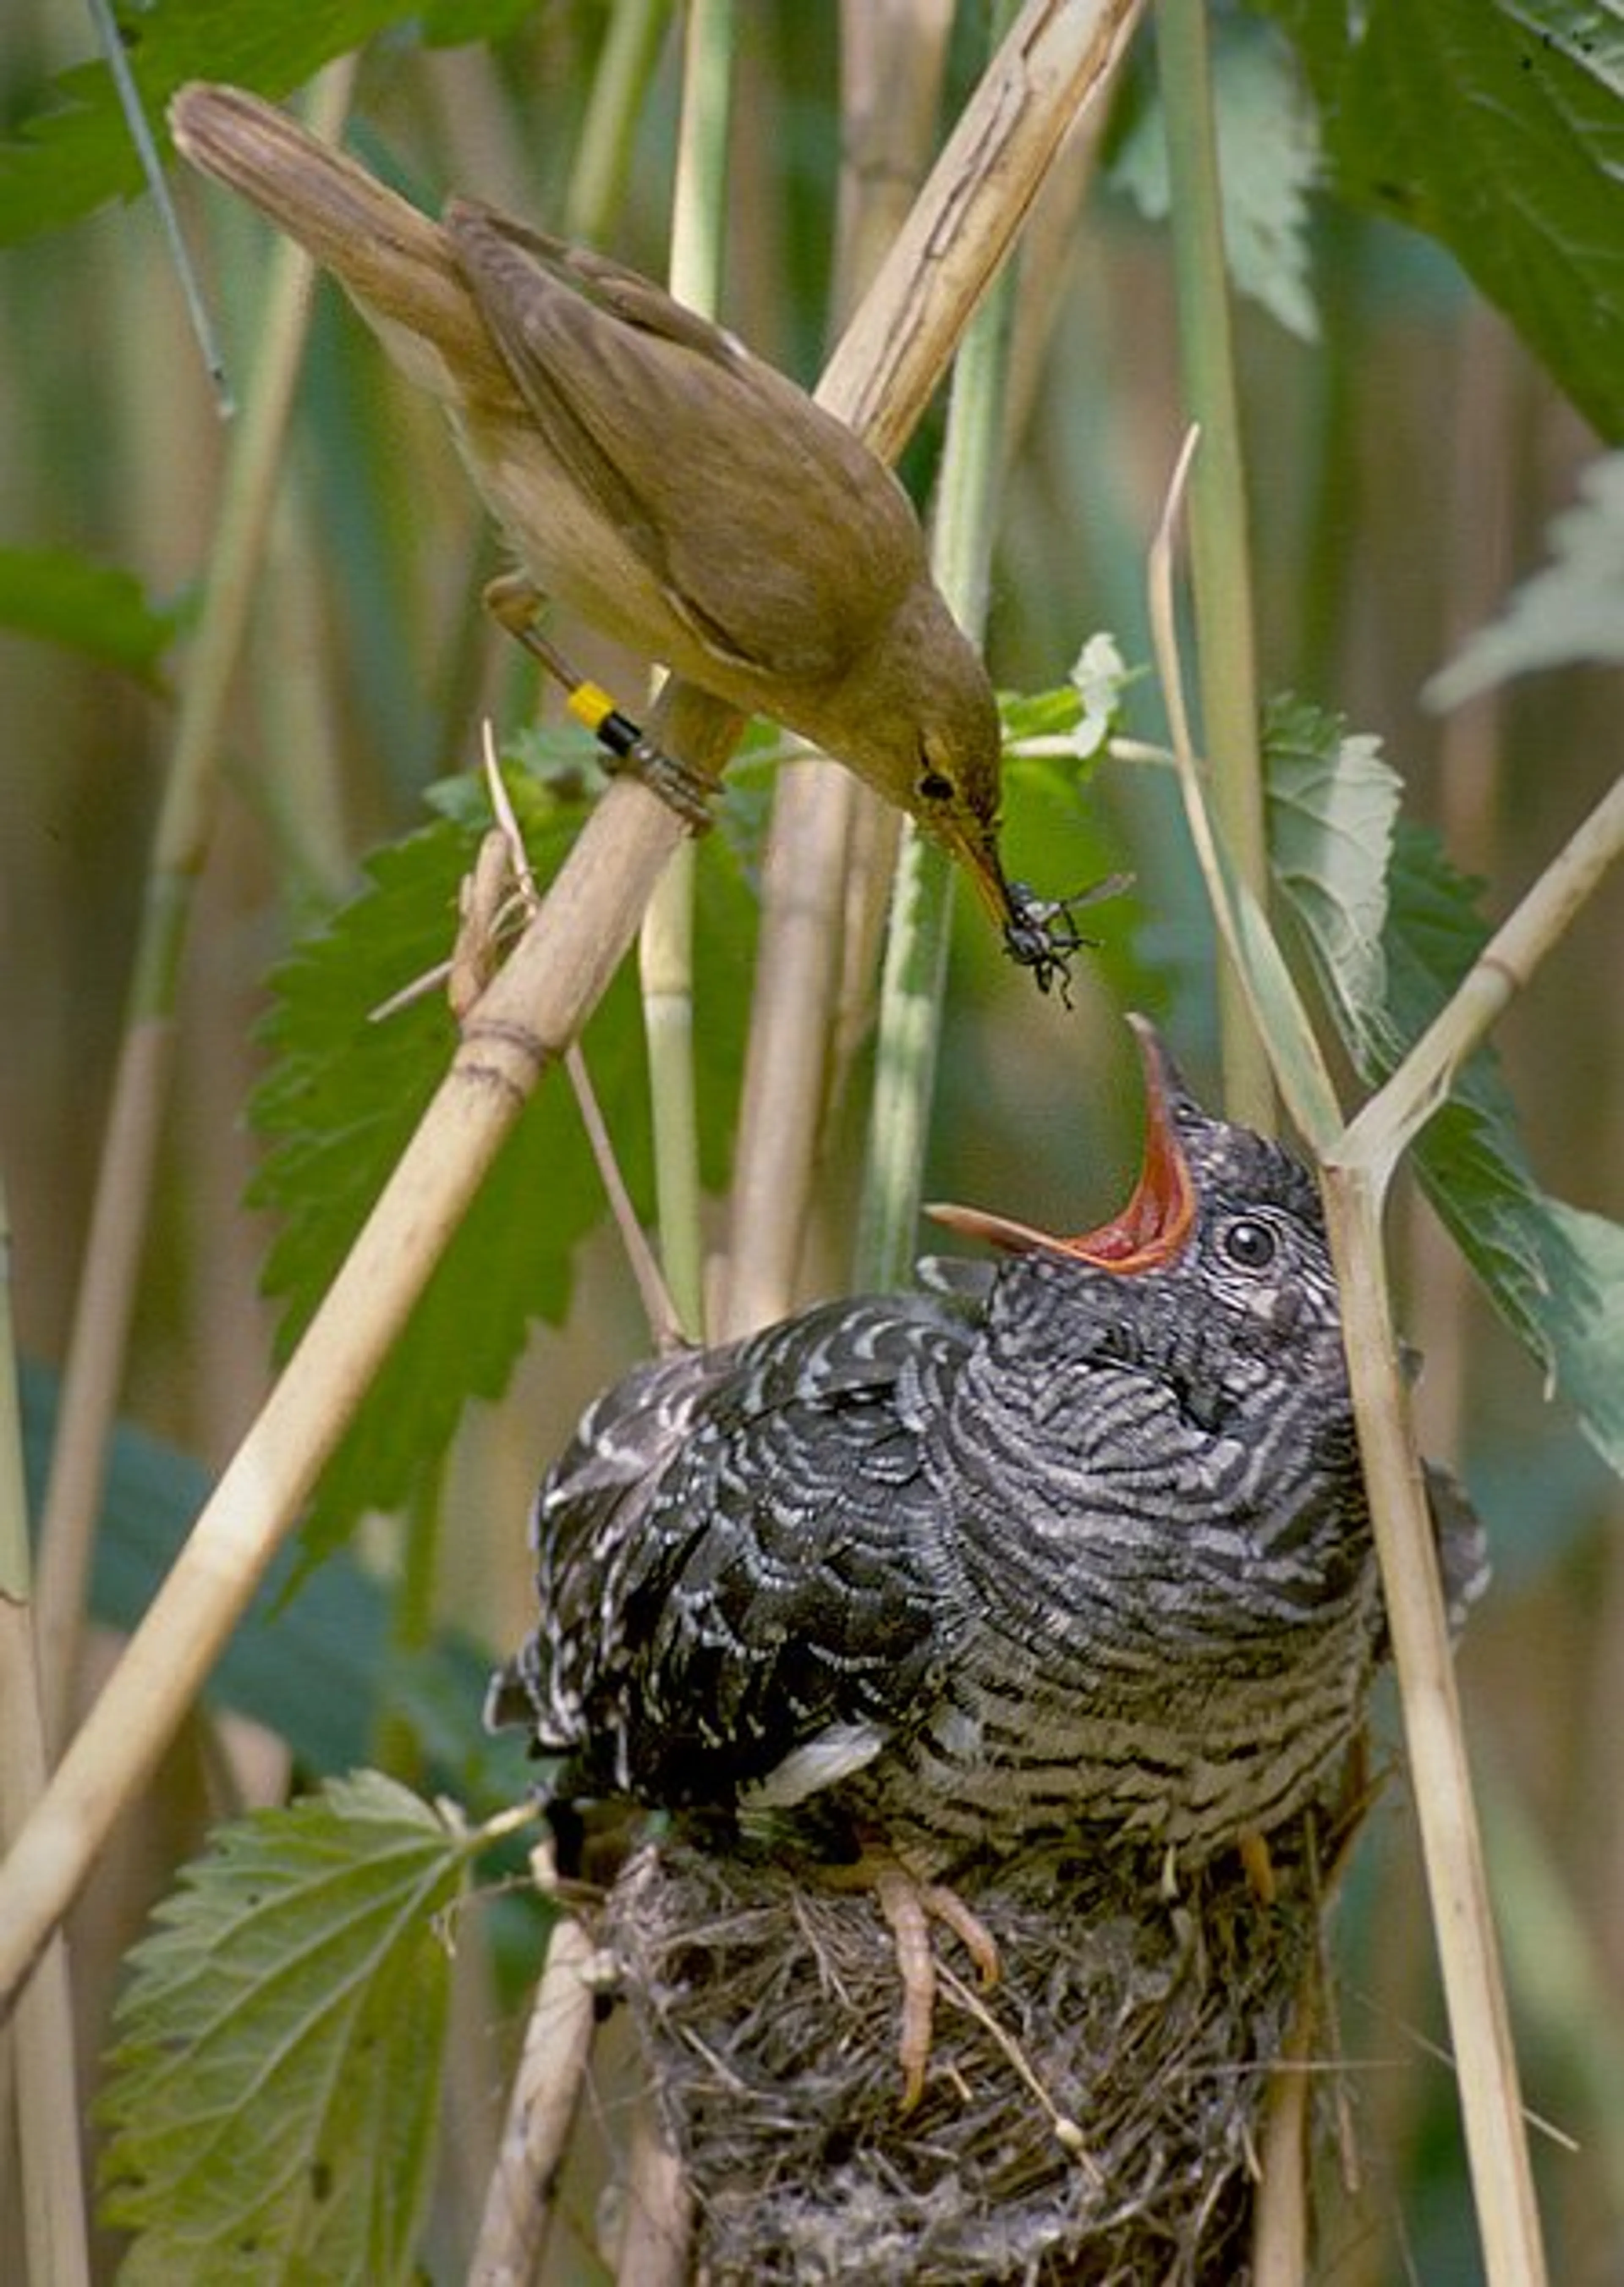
left=482, top=570, right=721, bottom=830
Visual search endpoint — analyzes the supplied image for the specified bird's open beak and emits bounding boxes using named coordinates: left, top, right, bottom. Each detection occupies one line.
left=926, top=1015, right=1196, bottom=1274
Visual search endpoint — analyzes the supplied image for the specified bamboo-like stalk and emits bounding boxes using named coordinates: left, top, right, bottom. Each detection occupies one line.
left=0, top=0, right=1153, bottom=2018
left=565, top=0, right=675, bottom=247
left=726, top=0, right=1148, bottom=1333
left=856, top=39, right=1020, bottom=1288
left=637, top=0, right=736, bottom=1345
left=1154, top=0, right=1273, bottom=1131
left=30, top=60, right=360, bottom=1759
left=1249, top=1994, right=1313, bottom=2287
left=820, top=0, right=1147, bottom=453
left=718, top=766, right=861, bottom=1337
left=468, top=1911, right=599, bottom=2286
left=1317, top=1174, right=1548, bottom=2287
left=0, top=1188, right=89, bottom=2285
left=717, top=0, right=958, bottom=1339
left=635, top=839, right=705, bottom=1338
left=614, top=2097, right=692, bottom=2287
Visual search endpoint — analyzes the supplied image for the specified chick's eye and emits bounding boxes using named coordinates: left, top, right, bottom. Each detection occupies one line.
left=1219, top=1216, right=1277, bottom=1271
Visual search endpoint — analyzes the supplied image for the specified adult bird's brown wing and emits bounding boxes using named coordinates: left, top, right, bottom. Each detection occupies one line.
left=445, top=205, right=925, bottom=687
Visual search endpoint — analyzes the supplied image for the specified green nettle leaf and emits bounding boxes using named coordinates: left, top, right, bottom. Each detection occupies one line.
left=1266, top=701, right=1624, bottom=1477
left=250, top=764, right=751, bottom=1554
left=1426, top=451, right=1624, bottom=709
left=0, top=545, right=186, bottom=687
left=1259, top=0, right=1624, bottom=438
left=99, top=1773, right=472, bottom=2284
left=1265, top=695, right=1399, bottom=1037
left=1536, top=1203, right=1624, bottom=1457
left=1113, top=20, right=1322, bottom=342
left=0, top=0, right=421, bottom=245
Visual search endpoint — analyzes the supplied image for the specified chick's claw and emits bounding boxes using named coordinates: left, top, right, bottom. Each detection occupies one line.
left=872, top=1864, right=1001, bottom=2114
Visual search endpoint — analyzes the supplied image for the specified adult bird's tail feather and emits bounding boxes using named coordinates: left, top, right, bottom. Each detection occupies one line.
left=169, top=82, right=515, bottom=405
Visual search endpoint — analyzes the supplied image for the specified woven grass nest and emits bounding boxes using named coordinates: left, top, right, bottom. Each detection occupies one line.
left=605, top=1808, right=1346, bottom=2284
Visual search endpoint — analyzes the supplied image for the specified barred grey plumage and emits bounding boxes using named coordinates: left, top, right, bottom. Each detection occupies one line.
left=489, top=1019, right=1474, bottom=1876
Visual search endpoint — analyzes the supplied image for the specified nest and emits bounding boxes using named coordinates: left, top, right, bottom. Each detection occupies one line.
left=606, top=1818, right=1336, bottom=2284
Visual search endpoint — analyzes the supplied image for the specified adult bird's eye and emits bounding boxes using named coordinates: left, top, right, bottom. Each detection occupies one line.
left=1219, top=1216, right=1277, bottom=1271
left=916, top=766, right=955, bottom=804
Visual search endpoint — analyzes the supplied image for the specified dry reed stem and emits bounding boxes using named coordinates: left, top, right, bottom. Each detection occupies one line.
left=717, top=0, right=955, bottom=1344
left=720, top=0, right=1149, bottom=1334
left=469, top=1912, right=599, bottom=2287
left=1250, top=1987, right=1314, bottom=2286
left=2, top=1181, right=85, bottom=2281
left=0, top=1599, right=89, bottom=2287
left=633, top=0, right=733, bottom=1350
left=716, top=766, right=861, bottom=1338
left=612, top=2098, right=692, bottom=2287
left=1319, top=1175, right=1547, bottom=2287
left=818, top=0, right=1147, bottom=448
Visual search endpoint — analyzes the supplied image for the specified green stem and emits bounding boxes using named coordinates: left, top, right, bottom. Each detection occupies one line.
left=636, top=0, right=736, bottom=1343
left=853, top=833, right=959, bottom=1289
left=1144, top=437, right=1341, bottom=1153
left=1155, top=0, right=1272, bottom=1127
left=565, top=0, right=674, bottom=244
left=855, top=6, right=1018, bottom=1291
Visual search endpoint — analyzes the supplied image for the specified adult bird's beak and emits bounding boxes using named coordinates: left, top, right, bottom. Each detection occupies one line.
left=940, top=816, right=1024, bottom=938
left=926, top=1015, right=1196, bottom=1274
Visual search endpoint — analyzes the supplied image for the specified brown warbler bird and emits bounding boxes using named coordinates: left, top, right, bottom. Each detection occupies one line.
left=170, top=83, right=1080, bottom=987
